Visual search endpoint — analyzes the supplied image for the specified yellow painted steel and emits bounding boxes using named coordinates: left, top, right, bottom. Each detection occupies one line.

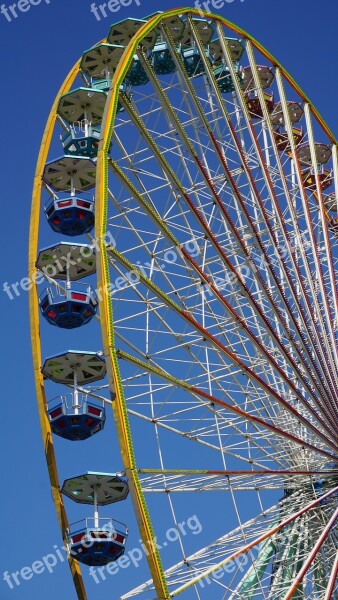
left=29, top=8, right=338, bottom=600
left=95, top=23, right=170, bottom=600
left=28, top=62, right=87, bottom=599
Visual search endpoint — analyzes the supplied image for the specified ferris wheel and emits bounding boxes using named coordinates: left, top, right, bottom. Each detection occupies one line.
left=29, top=7, right=338, bottom=599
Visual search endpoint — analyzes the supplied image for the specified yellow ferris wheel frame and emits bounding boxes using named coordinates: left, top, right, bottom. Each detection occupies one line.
left=28, top=8, right=338, bottom=600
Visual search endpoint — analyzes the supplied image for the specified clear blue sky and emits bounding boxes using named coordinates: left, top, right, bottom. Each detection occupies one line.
left=0, top=0, right=337, bottom=598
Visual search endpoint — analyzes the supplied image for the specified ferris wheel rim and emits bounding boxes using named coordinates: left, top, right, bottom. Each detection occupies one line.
left=29, top=8, right=338, bottom=600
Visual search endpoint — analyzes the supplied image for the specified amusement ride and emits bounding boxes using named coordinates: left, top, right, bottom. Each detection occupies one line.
left=29, top=8, right=338, bottom=599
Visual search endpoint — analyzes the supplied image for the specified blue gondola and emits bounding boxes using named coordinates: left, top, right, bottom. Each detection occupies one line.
left=39, top=284, right=97, bottom=329
left=45, top=194, right=94, bottom=236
